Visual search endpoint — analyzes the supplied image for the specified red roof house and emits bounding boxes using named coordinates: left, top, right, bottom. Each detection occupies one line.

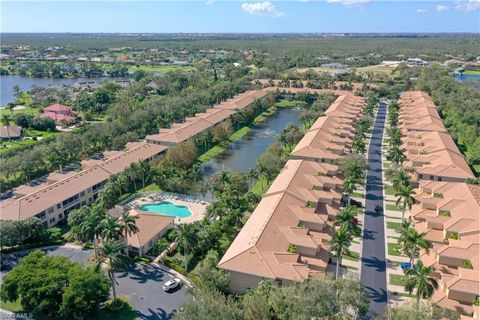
left=40, top=103, right=78, bottom=124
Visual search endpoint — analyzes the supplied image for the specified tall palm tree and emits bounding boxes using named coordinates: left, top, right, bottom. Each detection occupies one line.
left=389, top=146, right=404, bottom=165
left=398, top=226, right=431, bottom=265
left=80, top=204, right=105, bottom=258
left=138, top=160, right=151, bottom=190
left=1, top=114, right=13, bottom=142
left=119, top=210, right=139, bottom=247
left=335, top=206, right=361, bottom=237
left=387, top=167, right=412, bottom=194
left=404, top=260, right=439, bottom=306
left=97, top=240, right=130, bottom=302
left=100, top=216, right=122, bottom=241
left=395, top=184, right=416, bottom=220
left=98, top=185, right=118, bottom=210
left=343, top=177, right=357, bottom=206
left=329, top=228, right=353, bottom=279
left=175, top=223, right=197, bottom=273
left=127, top=162, right=139, bottom=192
left=109, top=173, right=129, bottom=197
left=352, top=137, right=366, bottom=154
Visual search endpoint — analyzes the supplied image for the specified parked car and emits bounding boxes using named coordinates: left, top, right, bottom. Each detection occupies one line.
left=162, top=278, right=182, bottom=292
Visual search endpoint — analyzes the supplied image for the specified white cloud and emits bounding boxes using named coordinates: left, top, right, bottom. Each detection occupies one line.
left=326, top=0, right=374, bottom=8
left=241, top=2, right=285, bottom=17
left=436, top=4, right=449, bottom=11
left=454, top=0, right=480, bottom=12
left=205, top=0, right=215, bottom=5
left=416, top=8, right=429, bottom=13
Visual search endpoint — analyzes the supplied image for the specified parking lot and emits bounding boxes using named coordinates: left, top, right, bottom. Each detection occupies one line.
left=1, top=245, right=188, bottom=319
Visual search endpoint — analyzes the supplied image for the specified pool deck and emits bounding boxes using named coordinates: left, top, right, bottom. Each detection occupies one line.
left=135, top=196, right=208, bottom=224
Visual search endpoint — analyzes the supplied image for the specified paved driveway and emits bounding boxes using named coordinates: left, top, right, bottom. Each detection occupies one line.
left=1, top=245, right=188, bottom=319
left=115, top=262, right=188, bottom=320
left=360, top=102, right=388, bottom=317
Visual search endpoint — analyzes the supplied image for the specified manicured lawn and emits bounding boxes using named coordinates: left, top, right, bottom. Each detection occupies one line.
left=389, top=274, right=407, bottom=286
left=275, top=100, right=305, bottom=108
left=384, top=185, right=396, bottom=195
left=252, top=176, right=270, bottom=196
left=138, top=183, right=161, bottom=193
left=386, top=221, right=402, bottom=230
left=129, top=65, right=195, bottom=73
left=0, top=106, right=40, bottom=117
left=197, top=145, right=226, bottom=163
left=357, top=64, right=396, bottom=75
left=0, top=299, right=24, bottom=313
left=388, top=242, right=402, bottom=256
left=25, top=129, right=59, bottom=138
left=351, top=191, right=364, bottom=198
left=386, top=204, right=402, bottom=212
left=228, top=126, right=250, bottom=141
left=342, top=251, right=360, bottom=261
left=462, top=70, right=480, bottom=75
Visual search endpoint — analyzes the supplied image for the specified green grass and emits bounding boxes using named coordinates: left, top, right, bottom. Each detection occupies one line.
left=386, top=221, right=402, bottom=230
left=252, top=176, right=270, bottom=196
left=197, top=145, right=226, bottom=163
left=462, top=70, right=480, bottom=75
left=0, top=139, right=37, bottom=154
left=357, top=64, right=396, bottom=75
left=351, top=191, right=364, bottom=198
left=383, top=162, right=391, bottom=169
left=389, top=274, right=407, bottom=286
left=95, top=299, right=138, bottom=320
left=138, top=183, right=161, bottom=193
left=275, top=100, right=305, bottom=108
left=129, top=65, right=194, bottom=73
left=386, top=204, right=402, bottom=212
left=388, top=243, right=402, bottom=256
left=389, top=291, right=415, bottom=298
left=228, top=126, right=251, bottom=141
left=0, top=299, right=24, bottom=313
left=342, top=251, right=360, bottom=261
left=0, top=106, right=40, bottom=116
left=25, top=129, right=59, bottom=138
left=384, top=185, right=396, bottom=195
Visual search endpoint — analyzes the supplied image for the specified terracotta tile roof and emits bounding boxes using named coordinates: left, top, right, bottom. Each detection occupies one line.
left=126, top=209, right=174, bottom=248
left=43, top=103, right=74, bottom=113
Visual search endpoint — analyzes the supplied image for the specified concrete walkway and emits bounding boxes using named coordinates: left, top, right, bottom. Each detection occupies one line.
left=360, top=101, right=388, bottom=318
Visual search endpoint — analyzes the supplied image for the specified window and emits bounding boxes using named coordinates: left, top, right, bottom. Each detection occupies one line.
left=36, top=211, right=46, bottom=219
left=48, top=207, right=54, bottom=213
left=58, top=214, right=63, bottom=220
left=437, top=177, right=442, bottom=181
left=419, top=174, right=423, bottom=179
left=80, top=191, right=85, bottom=197
left=429, top=175, right=434, bottom=180
left=49, top=217, right=56, bottom=224
left=57, top=204, right=61, bottom=209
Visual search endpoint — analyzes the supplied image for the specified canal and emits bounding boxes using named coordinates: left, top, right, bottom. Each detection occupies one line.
left=196, top=105, right=302, bottom=194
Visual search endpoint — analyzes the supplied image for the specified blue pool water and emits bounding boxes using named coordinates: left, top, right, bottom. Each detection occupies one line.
left=138, top=201, right=192, bottom=217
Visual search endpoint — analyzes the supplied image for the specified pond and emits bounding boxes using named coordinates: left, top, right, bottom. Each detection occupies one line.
left=455, top=73, right=480, bottom=83
left=0, top=75, right=126, bottom=105
left=196, top=105, right=302, bottom=195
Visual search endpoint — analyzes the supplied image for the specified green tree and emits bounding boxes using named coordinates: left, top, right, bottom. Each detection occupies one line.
left=80, top=204, right=105, bottom=258
left=404, top=260, right=439, bottom=306
left=176, top=223, right=197, bottom=273
left=191, top=250, right=229, bottom=292
left=100, top=216, right=122, bottom=241
left=329, top=228, right=353, bottom=279
left=119, top=210, right=139, bottom=247
left=395, top=184, right=416, bottom=220
left=0, top=250, right=110, bottom=319
left=335, top=206, right=361, bottom=237
left=97, top=240, right=130, bottom=302
left=98, top=185, right=118, bottom=210
left=343, top=177, right=357, bottom=206
left=388, top=145, right=405, bottom=165
left=398, top=224, right=431, bottom=265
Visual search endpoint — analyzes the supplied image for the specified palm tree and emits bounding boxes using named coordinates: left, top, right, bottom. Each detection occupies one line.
left=138, top=160, right=151, bottom=190
left=329, top=228, right=353, bottom=279
left=127, top=162, right=139, bottom=192
left=404, top=260, right=438, bottom=306
left=343, top=177, right=357, bottom=206
left=109, top=173, right=129, bottom=197
left=395, top=184, right=416, bottom=220
left=100, top=216, right=122, bottom=241
left=175, top=223, right=197, bottom=273
left=98, top=185, right=118, bottom=210
left=97, top=240, right=130, bottom=302
left=80, top=204, right=106, bottom=258
left=119, top=210, right=139, bottom=247
left=352, top=137, right=366, bottom=154
left=388, top=146, right=404, bottom=165
left=335, top=206, right=361, bottom=237
left=1, top=114, right=13, bottom=142
left=387, top=167, right=412, bottom=194
left=398, top=226, right=431, bottom=265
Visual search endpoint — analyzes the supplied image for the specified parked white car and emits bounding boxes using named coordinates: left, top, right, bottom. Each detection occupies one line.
left=162, top=278, right=182, bottom=292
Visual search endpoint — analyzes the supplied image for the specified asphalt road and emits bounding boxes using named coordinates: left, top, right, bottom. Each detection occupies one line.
left=360, top=101, right=388, bottom=318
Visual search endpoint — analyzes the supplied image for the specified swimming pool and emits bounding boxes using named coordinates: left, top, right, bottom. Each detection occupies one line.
left=138, top=201, right=192, bottom=218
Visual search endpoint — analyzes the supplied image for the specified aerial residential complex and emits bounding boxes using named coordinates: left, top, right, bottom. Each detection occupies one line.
left=0, top=90, right=270, bottom=228
left=218, top=93, right=365, bottom=293
left=398, top=91, right=479, bottom=317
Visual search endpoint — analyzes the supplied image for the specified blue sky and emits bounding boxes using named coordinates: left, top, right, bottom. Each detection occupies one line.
left=2, top=1, right=479, bottom=33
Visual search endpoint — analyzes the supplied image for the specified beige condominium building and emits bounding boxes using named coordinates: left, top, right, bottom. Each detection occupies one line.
left=399, top=91, right=479, bottom=317
left=219, top=93, right=365, bottom=293
left=0, top=90, right=270, bottom=228
left=399, top=92, right=474, bottom=183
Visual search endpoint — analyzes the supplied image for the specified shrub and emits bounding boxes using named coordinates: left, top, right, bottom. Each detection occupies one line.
left=462, top=259, right=473, bottom=269
left=117, top=193, right=132, bottom=203
left=105, top=297, right=129, bottom=313
left=288, top=244, right=297, bottom=253
left=166, top=228, right=178, bottom=242
left=48, top=227, right=63, bottom=241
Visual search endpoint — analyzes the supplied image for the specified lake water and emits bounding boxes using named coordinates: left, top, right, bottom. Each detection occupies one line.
left=196, top=106, right=301, bottom=196
left=0, top=75, right=124, bottom=105
left=455, top=74, right=480, bottom=83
